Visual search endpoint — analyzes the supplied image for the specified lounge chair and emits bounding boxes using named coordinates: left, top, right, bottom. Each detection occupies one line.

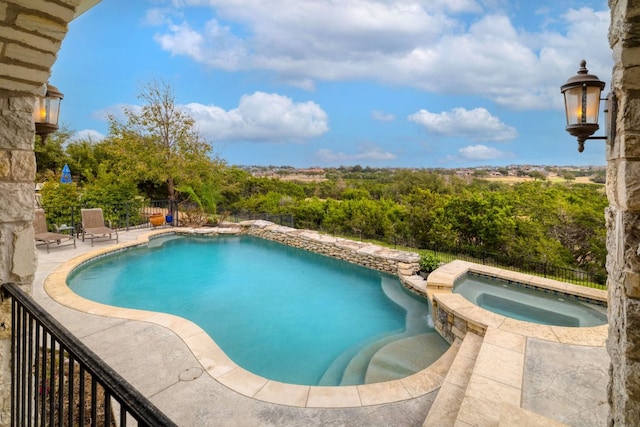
left=33, top=209, right=76, bottom=253
left=81, top=208, right=118, bottom=246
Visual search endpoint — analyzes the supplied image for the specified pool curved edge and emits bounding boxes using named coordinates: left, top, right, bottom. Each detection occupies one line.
left=425, top=260, right=608, bottom=347
left=44, top=229, right=453, bottom=408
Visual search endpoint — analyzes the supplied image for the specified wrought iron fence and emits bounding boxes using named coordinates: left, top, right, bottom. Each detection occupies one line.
left=419, top=243, right=606, bottom=289
left=36, top=198, right=605, bottom=288
left=37, top=200, right=180, bottom=236
left=320, top=226, right=606, bottom=289
left=2, top=283, right=177, bottom=427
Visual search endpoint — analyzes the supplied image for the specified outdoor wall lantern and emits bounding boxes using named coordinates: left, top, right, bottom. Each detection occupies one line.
left=561, top=60, right=616, bottom=152
left=33, top=83, right=63, bottom=143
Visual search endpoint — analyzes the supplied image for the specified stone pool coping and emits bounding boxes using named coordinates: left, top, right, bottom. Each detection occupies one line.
left=424, top=260, right=608, bottom=347
left=44, top=226, right=456, bottom=408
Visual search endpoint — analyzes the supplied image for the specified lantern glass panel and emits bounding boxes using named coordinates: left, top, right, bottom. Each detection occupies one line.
left=33, top=97, right=47, bottom=123
left=584, top=85, right=602, bottom=124
left=46, top=97, right=61, bottom=125
left=563, top=86, right=582, bottom=126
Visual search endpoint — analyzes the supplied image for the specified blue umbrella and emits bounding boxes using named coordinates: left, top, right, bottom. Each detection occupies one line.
left=61, top=164, right=72, bottom=184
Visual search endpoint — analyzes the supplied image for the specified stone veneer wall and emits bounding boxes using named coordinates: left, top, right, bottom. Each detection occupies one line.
left=607, top=1, right=640, bottom=424
left=0, top=2, right=85, bottom=424
left=433, top=301, right=485, bottom=344
left=0, top=92, right=38, bottom=426
left=243, top=221, right=421, bottom=279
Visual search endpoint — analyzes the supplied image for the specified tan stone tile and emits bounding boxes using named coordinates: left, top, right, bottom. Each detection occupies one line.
left=426, top=340, right=461, bottom=378
left=550, top=325, right=607, bottom=347
left=454, top=420, right=475, bottom=427
left=499, top=318, right=559, bottom=342
left=456, top=395, right=502, bottom=427
left=466, top=374, right=521, bottom=406
left=474, top=343, right=524, bottom=390
left=400, top=370, right=443, bottom=397
left=483, top=328, right=526, bottom=353
left=357, top=380, right=412, bottom=405
left=446, top=351, right=477, bottom=389
left=306, top=386, right=361, bottom=408
left=254, top=381, right=310, bottom=407
left=423, top=382, right=465, bottom=426
left=499, top=403, right=568, bottom=426
left=185, top=332, right=237, bottom=378
left=216, top=367, right=268, bottom=398
left=458, top=331, right=484, bottom=356
left=146, top=312, right=203, bottom=339
left=456, top=305, right=506, bottom=328
left=434, top=293, right=476, bottom=311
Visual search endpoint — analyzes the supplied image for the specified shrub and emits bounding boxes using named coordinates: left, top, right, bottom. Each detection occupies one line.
left=419, top=252, right=440, bottom=273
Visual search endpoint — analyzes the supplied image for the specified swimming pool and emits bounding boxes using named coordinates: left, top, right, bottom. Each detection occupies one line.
left=453, top=272, right=607, bottom=327
left=68, top=234, right=448, bottom=386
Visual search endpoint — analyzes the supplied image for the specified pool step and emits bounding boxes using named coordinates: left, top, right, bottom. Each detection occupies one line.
left=338, top=333, right=401, bottom=385
left=318, top=331, right=398, bottom=386
left=322, top=275, right=439, bottom=386
left=364, top=333, right=450, bottom=383
left=422, top=332, right=483, bottom=427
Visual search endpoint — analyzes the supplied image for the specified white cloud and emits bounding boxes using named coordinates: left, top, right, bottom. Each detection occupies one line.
left=150, top=2, right=610, bottom=110
left=446, top=144, right=515, bottom=162
left=408, top=107, right=517, bottom=142
left=372, top=110, right=396, bottom=122
left=69, top=129, right=105, bottom=143
left=185, top=91, right=329, bottom=142
left=98, top=92, right=327, bottom=144
left=316, top=144, right=396, bottom=163
left=154, top=19, right=247, bottom=71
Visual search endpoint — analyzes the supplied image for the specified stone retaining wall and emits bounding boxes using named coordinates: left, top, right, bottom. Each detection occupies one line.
left=243, top=220, right=421, bottom=279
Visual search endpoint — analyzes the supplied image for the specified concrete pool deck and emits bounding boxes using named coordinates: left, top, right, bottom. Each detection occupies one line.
left=32, top=226, right=609, bottom=426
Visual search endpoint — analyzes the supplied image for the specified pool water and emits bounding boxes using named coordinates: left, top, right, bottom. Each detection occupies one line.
left=453, top=273, right=607, bottom=327
left=68, top=235, right=448, bottom=385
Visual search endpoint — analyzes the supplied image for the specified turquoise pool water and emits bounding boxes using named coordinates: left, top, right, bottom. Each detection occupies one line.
left=454, top=273, right=607, bottom=327
left=68, top=235, right=448, bottom=386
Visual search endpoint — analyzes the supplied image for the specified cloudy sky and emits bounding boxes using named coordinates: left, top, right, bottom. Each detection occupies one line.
left=51, top=0, right=612, bottom=168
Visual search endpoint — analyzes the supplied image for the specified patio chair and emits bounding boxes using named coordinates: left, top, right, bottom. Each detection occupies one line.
left=81, top=208, right=118, bottom=246
left=33, top=209, right=76, bottom=253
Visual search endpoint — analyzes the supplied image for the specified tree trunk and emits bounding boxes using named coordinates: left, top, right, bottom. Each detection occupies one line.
left=168, top=177, right=175, bottom=214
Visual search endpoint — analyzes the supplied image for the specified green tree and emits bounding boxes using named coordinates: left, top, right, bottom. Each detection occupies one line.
left=106, top=79, right=213, bottom=205
left=38, top=180, right=81, bottom=228
left=35, top=125, right=73, bottom=181
left=64, top=137, right=110, bottom=184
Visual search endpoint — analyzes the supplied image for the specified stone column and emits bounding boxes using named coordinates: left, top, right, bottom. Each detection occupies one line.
left=606, top=1, right=640, bottom=425
left=0, top=93, right=37, bottom=425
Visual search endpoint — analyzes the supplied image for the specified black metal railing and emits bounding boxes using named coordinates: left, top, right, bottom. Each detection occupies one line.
left=37, top=200, right=180, bottom=236
left=2, top=283, right=177, bottom=427
left=319, top=226, right=606, bottom=289
left=419, top=243, right=606, bottom=289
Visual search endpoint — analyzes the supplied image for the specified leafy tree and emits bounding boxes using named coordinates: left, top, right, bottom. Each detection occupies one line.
left=35, top=125, right=73, bottom=181
left=106, top=79, right=213, bottom=206
left=38, top=180, right=81, bottom=229
left=64, top=137, right=111, bottom=184
left=80, top=165, right=144, bottom=227
left=528, top=170, right=546, bottom=181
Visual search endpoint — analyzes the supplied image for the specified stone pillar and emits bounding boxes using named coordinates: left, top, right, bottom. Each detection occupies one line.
left=607, top=1, right=640, bottom=425
left=0, top=93, right=37, bottom=425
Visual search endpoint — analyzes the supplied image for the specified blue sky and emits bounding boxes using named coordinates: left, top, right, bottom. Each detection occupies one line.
left=51, top=0, right=612, bottom=168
